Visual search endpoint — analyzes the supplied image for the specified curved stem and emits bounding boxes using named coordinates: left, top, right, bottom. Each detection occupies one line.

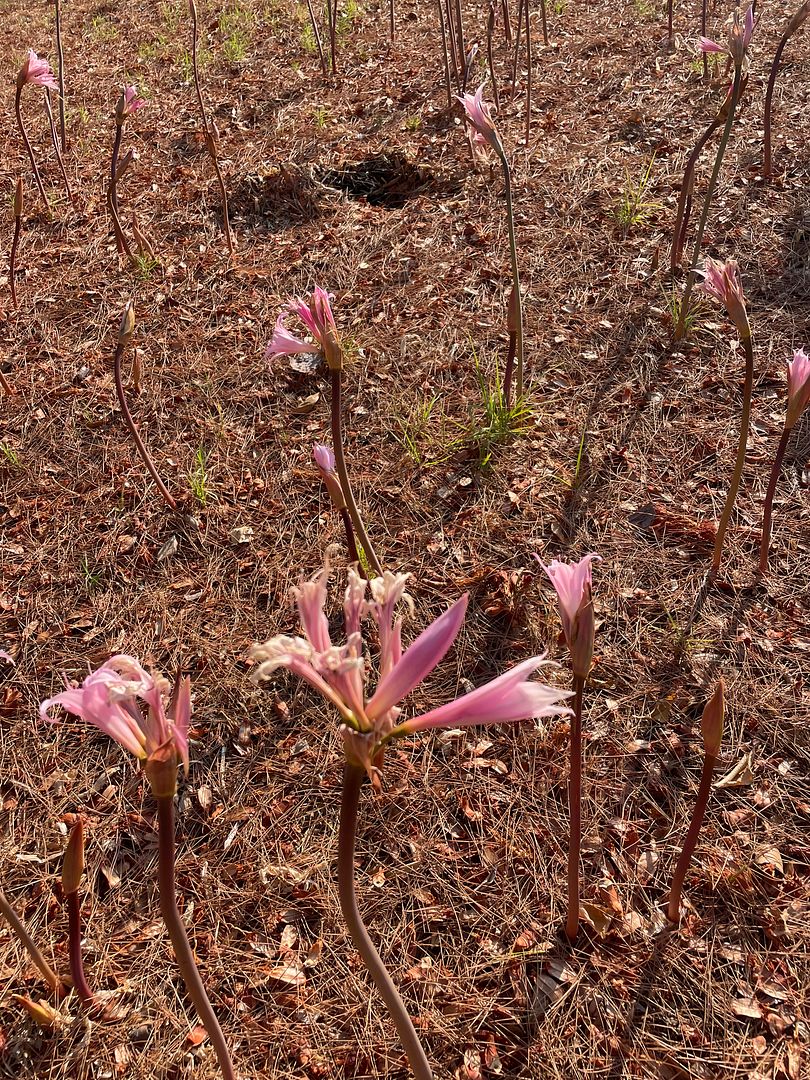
left=497, top=148, right=525, bottom=400
left=113, top=339, right=178, bottom=510
left=565, top=675, right=584, bottom=943
left=10, top=213, right=22, bottom=311
left=758, top=423, right=791, bottom=574
left=676, top=65, right=742, bottom=340
left=666, top=752, right=716, bottom=922
left=0, top=887, right=64, bottom=994
left=156, top=796, right=236, bottom=1080
left=330, top=369, right=383, bottom=576
left=66, top=893, right=95, bottom=1005
left=15, top=86, right=49, bottom=209
left=710, top=333, right=754, bottom=574
left=486, top=5, right=500, bottom=110
left=671, top=117, right=722, bottom=274
left=190, top=0, right=234, bottom=258
left=44, top=90, right=73, bottom=203
left=338, top=764, right=433, bottom=1080
left=108, top=123, right=133, bottom=259
left=763, top=33, right=790, bottom=180
left=55, top=0, right=67, bottom=151
left=338, top=507, right=362, bottom=570
left=701, top=0, right=708, bottom=80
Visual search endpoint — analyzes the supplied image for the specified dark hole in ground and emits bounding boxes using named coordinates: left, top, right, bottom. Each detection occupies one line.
left=315, top=152, right=460, bottom=209
left=229, top=165, right=321, bottom=231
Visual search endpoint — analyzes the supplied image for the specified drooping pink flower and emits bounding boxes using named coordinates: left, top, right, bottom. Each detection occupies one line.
left=265, top=288, right=342, bottom=369
left=16, top=50, right=59, bottom=91
left=459, top=85, right=500, bottom=151
left=41, top=655, right=190, bottom=777
left=313, top=443, right=346, bottom=509
left=699, top=5, right=755, bottom=64
left=250, top=564, right=571, bottom=778
left=786, top=347, right=810, bottom=429
left=115, top=85, right=145, bottom=123
left=535, top=553, right=601, bottom=680
left=699, top=256, right=749, bottom=339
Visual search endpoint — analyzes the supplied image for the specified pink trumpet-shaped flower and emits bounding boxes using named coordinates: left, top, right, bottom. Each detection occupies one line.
left=699, top=5, right=755, bottom=64
left=16, top=50, right=59, bottom=91
left=535, top=553, right=601, bottom=680
left=459, top=85, right=500, bottom=150
left=786, top=348, right=810, bottom=429
left=266, top=287, right=341, bottom=369
left=313, top=443, right=346, bottom=509
left=250, top=563, right=571, bottom=778
left=116, top=85, right=145, bottom=122
left=41, top=656, right=190, bottom=781
left=699, top=256, right=750, bottom=339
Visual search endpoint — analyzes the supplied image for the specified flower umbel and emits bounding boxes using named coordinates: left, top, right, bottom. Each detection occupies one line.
left=535, top=554, right=601, bottom=680
left=699, top=256, right=750, bottom=340
left=786, top=347, right=810, bottom=429
left=265, top=287, right=342, bottom=370
left=17, top=50, right=59, bottom=91
left=250, top=564, right=572, bottom=779
left=41, top=656, right=190, bottom=793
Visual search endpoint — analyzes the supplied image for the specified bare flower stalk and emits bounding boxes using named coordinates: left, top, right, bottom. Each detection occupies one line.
left=711, top=333, right=754, bottom=574
left=501, top=0, right=512, bottom=44
left=189, top=0, right=234, bottom=259
left=304, top=0, right=329, bottom=76
left=486, top=4, right=500, bottom=109
left=758, top=426, right=790, bottom=575
left=157, top=795, right=236, bottom=1080
left=495, top=145, right=525, bottom=399
left=524, top=0, right=533, bottom=143
left=453, top=0, right=466, bottom=74
left=675, top=65, right=743, bottom=338
left=670, top=114, right=723, bottom=274
left=44, top=90, right=73, bottom=203
left=338, top=764, right=433, bottom=1080
left=389, top=0, right=395, bottom=42
left=54, top=0, right=67, bottom=150
left=62, top=820, right=95, bottom=1007
left=15, top=84, right=49, bottom=209
left=539, top=0, right=548, bottom=46
left=113, top=303, right=178, bottom=510
left=328, top=0, right=338, bottom=73
left=444, top=0, right=460, bottom=87
left=0, top=888, right=64, bottom=995
left=701, top=0, right=708, bottom=79
left=10, top=178, right=23, bottom=311
left=565, top=674, right=585, bottom=942
left=108, top=122, right=135, bottom=261
left=0, top=370, right=13, bottom=396
left=330, top=369, right=383, bottom=576
left=763, top=3, right=810, bottom=179
left=667, top=680, right=724, bottom=922
left=510, top=0, right=524, bottom=98
left=437, top=0, right=453, bottom=106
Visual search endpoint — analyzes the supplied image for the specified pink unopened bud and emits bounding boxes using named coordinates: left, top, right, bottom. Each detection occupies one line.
left=700, top=678, right=725, bottom=758
left=535, top=553, right=601, bottom=680
left=119, top=301, right=135, bottom=343
left=13, top=178, right=23, bottom=218
left=313, top=444, right=346, bottom=509
left=16, top=50, right=59, bottom=91
left=785, top=347, right=810, bottom=429
left=61, top=820, right=85, bottom=896
left=699, top=257, right=750, bottom=340
left=115, top=85, right=145, bottom=124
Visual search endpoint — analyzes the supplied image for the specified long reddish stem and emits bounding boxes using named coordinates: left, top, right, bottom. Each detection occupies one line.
left=55, top=0, right=67, bottom=150
left=338, top=764, right=433, bottom=1080
left=330, top=369, right=382, bottom=575
left=156, top=796, right=236, bottom=1080
left=108, top=123, right=133, bottom=259
left=666, top=752, right=716, bottom=922
left=44, top=90, right=73, bottom=203
left=112, top=338, right=178, bottom=510
left=710, top=334, right=754, bottom=574
left=763, top=32, right=791, bottom=180
left=671, top=117, right=722, bottom=274
left=565, top=675, right=584, bottom=942
left=15, top=86, right=49, bottom=209
left=10, top=205, right=22, bottom=311
left=758, top=423, right=791, bottom=574
left=66, top=893, right=95, bottom=1005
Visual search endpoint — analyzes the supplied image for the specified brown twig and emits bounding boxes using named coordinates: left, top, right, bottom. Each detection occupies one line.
left=338, top=764, right=433, bottom=1080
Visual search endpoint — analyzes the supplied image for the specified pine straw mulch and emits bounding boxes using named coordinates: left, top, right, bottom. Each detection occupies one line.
left=0, top=0, right=809, bottom=1078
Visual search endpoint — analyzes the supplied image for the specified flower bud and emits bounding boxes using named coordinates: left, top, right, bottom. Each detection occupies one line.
left=14, top=178, right=23, bottom=218
left=700, top=678, right=725, bottom=758
left=322, top=320, right=343, bottom=371
left=144, top=742, right=179, bottom=798
left=119, top=301, right=135, bottom=343
left=61, top=819, right=84, bottom=896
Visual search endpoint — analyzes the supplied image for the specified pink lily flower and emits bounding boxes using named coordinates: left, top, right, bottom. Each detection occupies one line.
left=699, top=256, right=750, bottom=339
left=535, top=553, right=601, bottom=680
left=250, top=564, right=571, bottom=779
left=115, top=85, right=145, bottom=123
left=16, top=50, right=59, bottom=91
left=41, top=655, right=190, bottom=783
left=459, top=85, right=500, bottom=151
left=699, top=5, right=755, bottom=65
left=266, top=287, right=342, bottom=369
left=0, top=650, right=14, bottom=665
left=786, top=347, right=810, bottom=429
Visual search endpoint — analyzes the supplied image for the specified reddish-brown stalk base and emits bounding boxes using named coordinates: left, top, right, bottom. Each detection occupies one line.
left=565, top=676, right=585, bottom=943
left=66, top=892, right=96, bottom=1006
left=758, top=424, right=791, bottom=575
left=666, top=752, right=717, bottom=923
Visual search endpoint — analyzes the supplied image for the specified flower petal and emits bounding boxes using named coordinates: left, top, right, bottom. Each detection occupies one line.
left=366, top=594, right=467, bottom=721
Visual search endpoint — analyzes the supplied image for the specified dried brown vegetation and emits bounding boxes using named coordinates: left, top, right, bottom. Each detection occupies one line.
left=1, top=2, right=808, bottom=1079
